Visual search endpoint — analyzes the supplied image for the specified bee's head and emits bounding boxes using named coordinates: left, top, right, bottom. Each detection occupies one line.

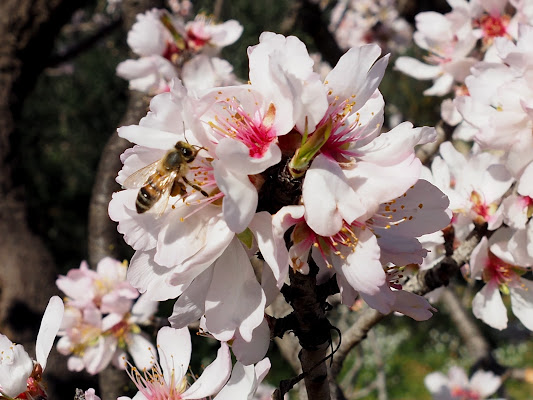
left=176, top=141, right=200, bottom=162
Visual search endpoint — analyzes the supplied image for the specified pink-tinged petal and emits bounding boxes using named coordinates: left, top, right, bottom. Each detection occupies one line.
left=358, top=123, right=436, bottom=165
left=345, top=156, right=422, bottom=217
left=139, top=92, right=185, bottom=132
left=36, top=296, right=64, bottom=370
left=66, top=356, right=85, bottom=372
left=326, top=44, right=389, bottom=112
left=448, top=365, right=469, bottom=388
left=377, top=232, right=428, bottom=265
left=205, top=238, right=266, bottom=342
left=127, top=333, right=157, bottom=371
left=394, top=57, right=442, bottom=79
left=303, top=154, right=365, bottom=236
left=517, top=162, right=533, bottom=197
left=168, top=266, right=213, bottom=329
left=510, top=279, right=533, bottom=331
left=213, top=362, right=257, bottom=400
left=424, top=73, right=454, bottom=96
left=260, top=259, right=280, bottom=307
left=254, top=358, right=271, bottom=384
left=472, top=282, right=508, bottom=330
left=166, top=213, right=234, bottom=280
left=376, top=179, right=451, bottom=238
left=482, top=164, right=513, bottom=204
left=248, top=32, right=326, bottom=134
left=469, top=237, right=490, bottom=280
left=334, top=267, right=358, bottom=307
left=0, top=334, right=33, bottom=397
left=117, top=125, right=183, bottom=150
left=214, top=160, right=258, bottom=233
left=101, top=313, right=122, bottom=332
left=112, top=349, right=127, bottom=370
left=232, top=318, right=270, bottom=365
left=154, top=208, right=213, bottom=267
left=359, top=283, right=396, bottom=315
left=108, top=190, right=161, bottom=251
left=207, top=20, right=243, bottom=47
left=470, top=370, right=501, bottom=397
left=84, top=388, right=102, bottom=400
left=249, top=212, right=289, bottom=288
left=127, top=250, right=184, bottom=301
left=84, top=336, right=118, bottom=374
left=272, top=205, right=305, bottom=235
left=391, top=290, right=437, bottom=321
left=333, top=229, right=385, bottom=296
left=156, top=327, right=190, bottom=384
left=130, top=293, right=158, bottom=324
left=424, top=372, right=450, bottom=397
left=182, top=342, right=232, bottom=399
left=215, top=138, right=281, bottom=175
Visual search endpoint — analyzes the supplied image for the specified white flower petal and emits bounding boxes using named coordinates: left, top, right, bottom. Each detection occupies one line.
left=182, top=342, right=232, bottom=399
left=472, top=282, right=508, bottom=330
left=36, top=296, right=64, bottom=370
left=156, top=327, right=190, bottom=384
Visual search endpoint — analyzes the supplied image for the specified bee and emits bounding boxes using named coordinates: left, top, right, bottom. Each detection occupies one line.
left=123, top=141, right=208, bottom=214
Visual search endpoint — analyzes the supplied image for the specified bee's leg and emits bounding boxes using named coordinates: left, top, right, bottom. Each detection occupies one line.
left=182, top=176, right=209, bottom=197
left=171, top=180, right=187, bottom=197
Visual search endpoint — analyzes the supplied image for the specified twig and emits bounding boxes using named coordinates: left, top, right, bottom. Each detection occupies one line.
left=213, top=0, right=224, bottom=20
left=331, top=222, right=487, bottom=378
left=440, top=287, right=489, bottom=358
left=368, top=330, right=388, bottom=400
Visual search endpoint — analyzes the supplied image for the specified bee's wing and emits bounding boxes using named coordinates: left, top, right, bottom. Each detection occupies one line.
left=150, top=173, right=177, bottom=217
left=123, top=160, right=160, bottom=189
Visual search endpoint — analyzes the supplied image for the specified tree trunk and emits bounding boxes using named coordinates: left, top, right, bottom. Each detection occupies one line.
left=0, top=0, right=93, bottom=397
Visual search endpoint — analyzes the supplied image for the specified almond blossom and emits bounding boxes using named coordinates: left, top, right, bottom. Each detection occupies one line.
left=271, top=178, right=449, bottom=319
left=55, top=258, right=158, bottom=374
left=0, top=296, right=63, bottom=400
left=116, top=8, right=242, bottom=94
left=117, top=326, right=232, bottom=400
left=425, top=366, right=504, bottom=400
left=469, top=228, right=533, bottom=330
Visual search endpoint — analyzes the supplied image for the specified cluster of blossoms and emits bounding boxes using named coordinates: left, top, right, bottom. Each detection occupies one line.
left=55, top=257, right=158, bottom=374
left=108, top=29, right=451, bottom=386
left=117, top=6, right=242, bottom=94
left=330, top=0, right=412, bottom=54
left=425, top=366, right=503, bottom=400
left=398, top=0, right=533, bottom=331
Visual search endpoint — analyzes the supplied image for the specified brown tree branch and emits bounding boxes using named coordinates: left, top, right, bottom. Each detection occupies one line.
left=331, top=222, right=487, bottom=378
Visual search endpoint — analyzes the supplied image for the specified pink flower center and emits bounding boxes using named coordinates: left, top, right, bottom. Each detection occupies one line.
left=317, top=94, right=377, bottom=163
left=450, top=386, right=481, bottom=400
left=291, top=219, right=365, bottom=269
left=18, top=364, right=46, bottom=400
left=125, top=359, right=188, bottom=400
left=470, top=190, right=498, bottom=223
left=186, top=28, right=209, bottom=50
left=163, top=41, right=181, bottom=62
left=476, top=14, right=510, bottom=40
left=208, top=99, right=277, bottom=158
left=483, top=251, right=519, bottom=287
